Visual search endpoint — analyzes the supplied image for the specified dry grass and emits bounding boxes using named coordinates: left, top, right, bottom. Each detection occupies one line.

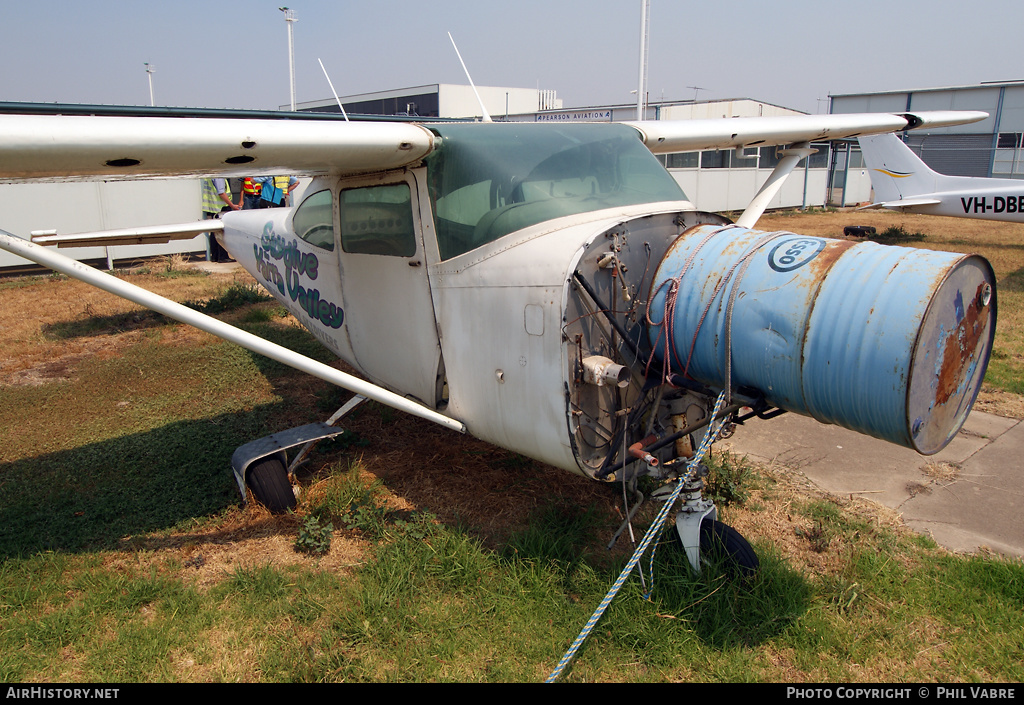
left=0, top=266, right=248, bottom=385
left=757, top=208, right=1024, bottom=281
left=2, top=226, right=1020, bottom=579
left=721, top=454, right=913, bottom=578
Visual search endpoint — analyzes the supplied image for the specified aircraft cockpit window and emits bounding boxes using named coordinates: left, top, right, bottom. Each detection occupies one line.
left=340, top=183, right=417, bottom=257
left=426, top=123, right=686, bottom=260
left=292, top=189, right=335, bottom=251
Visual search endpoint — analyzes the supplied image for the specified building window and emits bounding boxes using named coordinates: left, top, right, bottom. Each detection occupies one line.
left=666, top=152, right=699, bottom=169
left=807, top=143, right=831, bottom=169
left=701, top=150, right=730, bottom=168
left=759, top=146, right=781, bottom=170
left=998, top=133, right=1022, bottom=149
left=730, top=148, right=758, bottom=168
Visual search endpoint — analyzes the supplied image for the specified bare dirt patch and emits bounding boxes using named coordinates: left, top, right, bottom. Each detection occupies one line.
left=109, top=506, right=371, bottom=590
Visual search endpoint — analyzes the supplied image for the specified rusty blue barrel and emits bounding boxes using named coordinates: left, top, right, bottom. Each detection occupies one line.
left=647, top=224, right=996, bottom=454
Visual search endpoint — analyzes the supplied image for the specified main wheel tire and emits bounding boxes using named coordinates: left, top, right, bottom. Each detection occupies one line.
left=246, top=458, right=296, bottom=514
left=699, top=518, right=759, bottom=578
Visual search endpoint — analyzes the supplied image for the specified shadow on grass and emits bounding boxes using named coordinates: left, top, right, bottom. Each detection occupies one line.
left=498, top=500, right=813, bottom=651
left=999, top=265, right=1024, bottom=292
left=0, top=403, right=287, bottom=559
left=40, top=283, right=275, bottom=342
left=42, top=310, right=171, bottom=340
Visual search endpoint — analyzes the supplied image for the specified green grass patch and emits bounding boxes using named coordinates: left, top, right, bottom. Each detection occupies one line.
left=2, top=473, right=1023, bottom=681
left=183, top=282, right=273, bottom=315
left=0, top=336, right=285, bottom=557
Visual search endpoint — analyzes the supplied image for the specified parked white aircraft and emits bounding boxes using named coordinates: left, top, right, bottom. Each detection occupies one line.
left=859, top=132, right=1024, bottom=222
left=0, top=108, right=996, bottom=574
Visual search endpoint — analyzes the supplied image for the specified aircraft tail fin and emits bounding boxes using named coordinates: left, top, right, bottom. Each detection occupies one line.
left=858, top=133, right=942, bottom=205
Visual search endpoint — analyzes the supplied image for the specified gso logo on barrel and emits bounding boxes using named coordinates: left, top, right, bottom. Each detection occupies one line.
left=768, top=237, right=827, bottom=272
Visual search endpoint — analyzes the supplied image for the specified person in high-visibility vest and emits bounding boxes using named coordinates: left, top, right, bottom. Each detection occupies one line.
left=201, top=178, right=239, bottom=262
left=241, top=177, right=263, bottom=210
left=254, top=176, right=299, bottom=208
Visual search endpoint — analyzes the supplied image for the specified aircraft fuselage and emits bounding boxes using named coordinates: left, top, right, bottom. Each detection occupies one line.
left=221, top=123, right=996, bottom=482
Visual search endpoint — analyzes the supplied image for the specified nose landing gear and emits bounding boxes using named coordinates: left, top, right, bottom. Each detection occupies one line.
left=670, top=463, right=759, bottom=577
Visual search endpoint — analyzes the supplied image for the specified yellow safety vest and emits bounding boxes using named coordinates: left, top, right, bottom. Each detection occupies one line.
left=202, top=179, right=231, bottom=214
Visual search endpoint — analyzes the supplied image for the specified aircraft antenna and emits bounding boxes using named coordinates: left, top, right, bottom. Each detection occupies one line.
left=318, top=58, right=349, bottom=122
left=448, top=32, right=492, bottom=123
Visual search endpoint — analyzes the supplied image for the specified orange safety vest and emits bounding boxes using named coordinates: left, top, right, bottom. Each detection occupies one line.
left=242, top=177, right=262, bottom=196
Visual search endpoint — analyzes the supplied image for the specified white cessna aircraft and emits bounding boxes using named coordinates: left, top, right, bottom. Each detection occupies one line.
left=0, top=108, right=997, bottom=574
left=859, top=132, right=1024, bottom=222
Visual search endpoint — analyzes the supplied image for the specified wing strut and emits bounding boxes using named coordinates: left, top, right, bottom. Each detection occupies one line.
left=735, top=143, right=816, bottom=228
left=0, top=230, right=467, bottom=435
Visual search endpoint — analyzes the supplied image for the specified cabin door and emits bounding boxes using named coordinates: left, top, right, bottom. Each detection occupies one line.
left=335, top=172, right=444, bottom=407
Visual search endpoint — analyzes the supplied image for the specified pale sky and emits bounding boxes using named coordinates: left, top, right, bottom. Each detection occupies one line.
left=2, top=0, right=1021, bottom=115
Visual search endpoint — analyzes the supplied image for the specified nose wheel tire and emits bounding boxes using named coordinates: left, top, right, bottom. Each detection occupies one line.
left=246, top=458, right=296, bottom=514
left=699, top=518, right=759, bottom=578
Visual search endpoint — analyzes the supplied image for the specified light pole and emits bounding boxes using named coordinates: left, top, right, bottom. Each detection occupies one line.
left=144, top=63, right=155, bottom=107
left=636, top=0, right=650, bottom=121
left=279, top=7, right=297, bottom=111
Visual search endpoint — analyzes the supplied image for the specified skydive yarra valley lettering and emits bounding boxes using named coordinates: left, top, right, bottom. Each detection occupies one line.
left=254, top=223, right=344, bottom=329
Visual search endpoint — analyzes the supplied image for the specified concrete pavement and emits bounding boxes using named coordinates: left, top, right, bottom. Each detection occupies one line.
left=190, top=260, right=240, bottom=274
left=722, top=410, right=1024, bottom=559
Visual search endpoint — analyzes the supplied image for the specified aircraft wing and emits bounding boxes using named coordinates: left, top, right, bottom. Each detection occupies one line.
left=626, top=111, right=988, bottom=154
left=0, top=110, right=989, bottom=184
left=0, top=114, right=436, bottom=182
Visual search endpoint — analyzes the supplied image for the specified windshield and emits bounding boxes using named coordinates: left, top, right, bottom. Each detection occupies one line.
left=425, top=123, right=687, bottom=260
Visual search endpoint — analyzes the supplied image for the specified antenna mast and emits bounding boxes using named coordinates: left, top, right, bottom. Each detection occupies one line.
left=448, top=32, right=492, bottom=123
left=318, top=58, right=349, bottom=121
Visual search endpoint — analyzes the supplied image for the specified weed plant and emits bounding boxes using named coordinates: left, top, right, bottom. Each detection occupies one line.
left=295, top=514, right=334, bottom=555
left=870, top=224, right=927, bottom=244
left=183, top=282, right=272, bottom=314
